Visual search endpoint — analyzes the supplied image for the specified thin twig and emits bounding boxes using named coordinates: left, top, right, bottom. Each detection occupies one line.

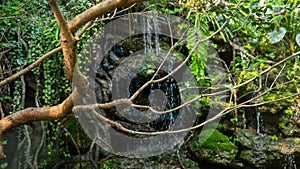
left=130, top=21, right=229, bottom=102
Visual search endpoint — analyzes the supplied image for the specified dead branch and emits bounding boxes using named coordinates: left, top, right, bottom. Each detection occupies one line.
left=234, top=50, right=300, bottom=90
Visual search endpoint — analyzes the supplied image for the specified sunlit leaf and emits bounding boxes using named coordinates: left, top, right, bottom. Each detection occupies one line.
left=178, top=23, right=188, bottom=30
left=267, top=27, right=286, bottom=44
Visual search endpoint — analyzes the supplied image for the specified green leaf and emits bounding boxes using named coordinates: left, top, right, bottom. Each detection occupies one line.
left=269, top=52, right=275, bottom=59
left=0, top=162, right=8, bottom=169
left=55, top=29, right=60, bottom=40
left=2, top=140, right=7, bottom=145
left=296, top=34, right=300, bottom=46
left=223, top=83, right=234, bottom=93
left=267, top=27, right=286, bottom=44
left=178, top=23, right=188, bottom=30
left=251, top=61, right=262, bottom=69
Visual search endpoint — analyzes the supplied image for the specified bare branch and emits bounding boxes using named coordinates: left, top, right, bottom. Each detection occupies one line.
left=0, top=90, right=75, bottom=159
left=48, top=0, right=75, bottom=44
left=68, top=0, right=146, bottom=33
left=130, top=20, right=229, bottom=102
left=0, top=20, right=93, bottom=89
left=0, top=47, right=62, bottom=89
left=132, top=89, right=228, bottom=114
left=89, top=89, right=300, bottom=137
left=48, top=0, right=78, bottom=81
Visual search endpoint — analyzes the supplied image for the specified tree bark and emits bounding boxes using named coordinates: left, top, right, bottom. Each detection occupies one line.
left=0, top=0, right=147, bottom=159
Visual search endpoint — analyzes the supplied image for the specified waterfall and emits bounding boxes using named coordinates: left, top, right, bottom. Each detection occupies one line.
left=143, top=11, right=160, bottom=55
left=254, top=78, right=264, bottom=134
left=256, top=111, right=261, bottom=134
left=153, top=12, right=160, bottom=56
left=283, top=154, right=297, bottom=169
left=242, top=108, right=247, bottom=129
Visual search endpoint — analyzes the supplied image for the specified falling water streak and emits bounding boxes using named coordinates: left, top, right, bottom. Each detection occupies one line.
left=242, top=108, right=247, bottom=129
left=146, top=15, right=153, bottom=53
left=143, top=17, right=147, bottom=53
left=152, top=12, right=160, bottom=55
left=283, top=154, right=297, bottom=169
left=256, top=111, right=261, bottom=134
left=254, top=78, right=264, bottom=134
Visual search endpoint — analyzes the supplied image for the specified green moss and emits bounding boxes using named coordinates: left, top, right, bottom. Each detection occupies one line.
left=196, top=129, right=238, bottom=152
left=190, top=129, right=238, bottom=166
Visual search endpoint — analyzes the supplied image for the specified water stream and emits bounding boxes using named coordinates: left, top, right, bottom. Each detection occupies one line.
left=283, top=154, right=297, bottom=169
left=242, top=108, right=247, bottom=129
left=256, top=111, right=262, bottom=134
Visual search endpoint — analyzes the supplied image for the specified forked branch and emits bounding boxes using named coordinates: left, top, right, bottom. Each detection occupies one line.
left=0, top=0, right=147, bottom=159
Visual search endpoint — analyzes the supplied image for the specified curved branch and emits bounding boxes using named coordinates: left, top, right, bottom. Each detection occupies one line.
left=48, top=0, right=78, bottom=81
left=48, top=0, right=75, bottom=43
left=0, top=0, right=147, bottom=87
left=0, top=0, right=147, bottom=160
left=0, top=21, right=94, bottom=89
left=68, top=0, right=146, bottom=33
left=0, top=91, right=75, bottom=159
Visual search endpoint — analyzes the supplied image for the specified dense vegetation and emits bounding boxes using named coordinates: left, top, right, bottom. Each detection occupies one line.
left=1, top=0, right=300, bottom=168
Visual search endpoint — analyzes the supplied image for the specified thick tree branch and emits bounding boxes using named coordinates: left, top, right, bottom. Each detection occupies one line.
left=0, top=90, right=75, bottom=159
left=1, top=0, right=146, bottom=87
left=48, top=0, right=78, bottom=81
left=68, top=0, right=146, bottom=33
left=0, top=0, right=148, bottom=160
left=48, top=0, right=75, bottom=43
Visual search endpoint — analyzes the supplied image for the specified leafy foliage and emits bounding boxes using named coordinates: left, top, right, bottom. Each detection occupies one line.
left=1, top=0, right=300, bottom=167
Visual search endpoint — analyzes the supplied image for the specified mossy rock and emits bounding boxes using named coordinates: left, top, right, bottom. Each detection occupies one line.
left=236, top=129, right=282, bottom=167
left=240, top=150, right=267, bottom=167
left=100, top=154, right=199, bottom=169
left=190, top=129, right=238, bottom=166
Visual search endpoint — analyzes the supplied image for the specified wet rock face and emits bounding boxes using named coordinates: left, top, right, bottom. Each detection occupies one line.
left=236, top=129, right=281, bottom=167
left=189, top=129, right=238, bottom=167
left=93, top=38, right=184, bottom=132
left=235, top=129, right=300, bottom=168
left=99, top=151, right=199, bottom=169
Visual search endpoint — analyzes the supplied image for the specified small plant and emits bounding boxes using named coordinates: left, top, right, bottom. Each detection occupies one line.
left=270, top=135, right=279, bottom=141
left=230, top=117, right=239, bottom=124
left=0, top=162, right=8, bottom=169
left=237, top=162, right=244, bottom=167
